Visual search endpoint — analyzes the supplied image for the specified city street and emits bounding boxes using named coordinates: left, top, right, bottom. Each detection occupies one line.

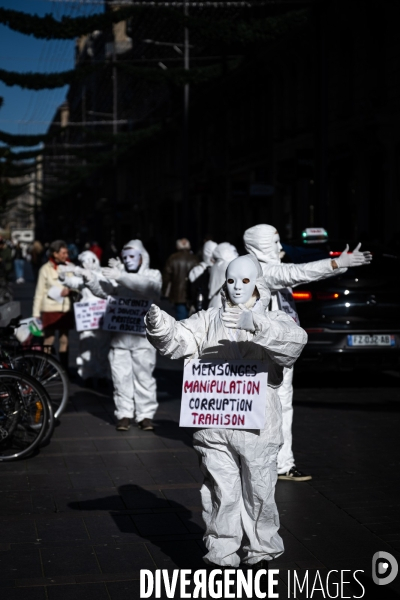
left=0, top=284, right=399, bottom=599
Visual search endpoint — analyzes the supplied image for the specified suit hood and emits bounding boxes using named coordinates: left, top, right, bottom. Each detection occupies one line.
left=243, top=224, right=280, bottom=265
left=208, top=243, right=239, bottom=298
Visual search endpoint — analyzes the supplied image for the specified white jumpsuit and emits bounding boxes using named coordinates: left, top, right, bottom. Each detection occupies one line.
left=87, top=243, right=162, bottom=422
left=61, top=267, right=111, bottom=381
left=244, top=225, right=347, bottom=473
left=146, top=277, right=307, bottom=566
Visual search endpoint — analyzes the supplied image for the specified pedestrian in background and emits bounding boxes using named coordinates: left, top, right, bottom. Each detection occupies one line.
left=162, top=238, right=198, bottom=320
left=13, top=241, right=25, bottom=283
left=32, top=240, right=74, bottom=370
left=29, top=240, right=44, bottom=281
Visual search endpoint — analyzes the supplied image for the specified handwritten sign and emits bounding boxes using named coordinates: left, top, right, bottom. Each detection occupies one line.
left=102, top=296, right=150, bottom=336
left=180, top=359, right=268, bottom=429
left=74, top=299, right=107, bottom=332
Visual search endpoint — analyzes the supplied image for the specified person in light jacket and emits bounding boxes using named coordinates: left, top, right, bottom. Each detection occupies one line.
left=32, top=240, right=74, bottom=369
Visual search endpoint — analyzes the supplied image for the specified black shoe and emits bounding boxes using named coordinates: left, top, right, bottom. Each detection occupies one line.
left=138, top=418, right=154, bottom=431
left=278, top=467, right=312, bottom=481
left=116, top=418, right=130, bottom=431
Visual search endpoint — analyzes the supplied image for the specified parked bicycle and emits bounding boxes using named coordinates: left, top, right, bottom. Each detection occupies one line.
left=0, top=368, right=54, bottom=461
left=0, top=319, right=70, bottom=419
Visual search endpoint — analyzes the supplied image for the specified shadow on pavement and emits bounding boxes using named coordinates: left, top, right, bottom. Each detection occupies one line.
left=68, top=484, right=205, bottom=569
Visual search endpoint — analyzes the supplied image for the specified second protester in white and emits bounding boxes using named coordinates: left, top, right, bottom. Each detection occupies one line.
left=244, top=224, right=372, bottom=481
left=79, top=239, right=162, bottom=432
left=58, top=250, right=110, bottom=386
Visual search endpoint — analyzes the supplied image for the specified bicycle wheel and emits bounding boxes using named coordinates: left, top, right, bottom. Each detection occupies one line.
left=0, top=370, right=50, bottom=461
left=12, top=351, right=69, bottom=419
left=37, top=393, right=55, bottom=447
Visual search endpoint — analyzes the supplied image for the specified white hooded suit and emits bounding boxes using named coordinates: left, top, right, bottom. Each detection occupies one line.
left=146, top=263, right=307, bottom=566
left=188, top=240, right=217, bottom=283
left=59, top=251, right=110, bottom=381
left=86, top=240, right=162, bottom=422
left=244, top=224, right=347, bottom=474
left=208, top=243, right=239, bottom=308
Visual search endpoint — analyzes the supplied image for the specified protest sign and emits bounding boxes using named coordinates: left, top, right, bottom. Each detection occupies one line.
left=180, top=359, right=268, bottom=429
left=102, top=296, right=150, bottom=336
left=74, top=299, right=107, bottom=332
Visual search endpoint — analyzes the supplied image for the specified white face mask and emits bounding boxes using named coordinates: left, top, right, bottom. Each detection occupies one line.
left=271, top=232, right=283, bottom=262
left=226, top=257, right=258, bottom=305
left=122, top=248, right=142, bottom=272
left=78, top=251, right=100, bottom=271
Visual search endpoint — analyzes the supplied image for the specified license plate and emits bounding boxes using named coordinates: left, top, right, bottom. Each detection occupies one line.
left=347, top=334, right=395, bottom=347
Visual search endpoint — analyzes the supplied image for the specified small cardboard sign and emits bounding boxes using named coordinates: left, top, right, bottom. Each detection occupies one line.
left=74, top=299, right=107, bottom=332
left=180, top=359, right=268, bottom=429
left=102, top=296, right=150, bottom=336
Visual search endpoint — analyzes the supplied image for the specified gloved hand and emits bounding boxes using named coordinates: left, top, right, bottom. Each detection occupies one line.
left=102, top=266, right=122, bottom=280
left=57, top=265, right=72, bottom=279
left=221, top=306, right=255, bottom=332
left=108, top=257, right=124, bottom=270
left=147, top=304, right=162, bottom=328
left=335, top=243, right=372, bottom=269
left=73, top=266, right=93, bottom=281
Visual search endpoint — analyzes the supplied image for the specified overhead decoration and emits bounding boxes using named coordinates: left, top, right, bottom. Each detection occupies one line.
left=0, top=64, right=100, bottom=91
left=185, top=9, right=308, bottom=45
left=0, top=147, right=44, bottom=161
left=0, top=5, right=308, bottom=45
left=0, top=130, right=49, bottom=147
left=0, top=5, right=176, bottom=40
left=0, top=59, right=241, bottom=91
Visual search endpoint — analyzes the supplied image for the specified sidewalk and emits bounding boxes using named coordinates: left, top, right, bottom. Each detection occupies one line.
left=1, top=283, right=400, bottom=598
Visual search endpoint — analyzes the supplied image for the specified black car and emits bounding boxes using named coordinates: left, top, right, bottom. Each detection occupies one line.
left=281, top=240, right=400, bottom=370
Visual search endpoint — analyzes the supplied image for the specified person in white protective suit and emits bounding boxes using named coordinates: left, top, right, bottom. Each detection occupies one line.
left=244, top=224, right=372, bottom=481
left=58, top=251, right=110, bottom=386
left=188, top=240, right=217, bottom=312
left=188, top=240, right=217, bottom=283
left=145, top=255, right=307, bottom=568
left=208, top=242, right=239, bottom=308
left=78, top=240, right=162, bottom=432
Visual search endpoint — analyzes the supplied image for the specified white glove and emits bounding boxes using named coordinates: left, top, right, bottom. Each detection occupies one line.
left=108, top=257, right=124, bottom=271
left=335, top=243, right=372, bottom=269
left=221, top=306, right=255, bottom=332
left=147, top=304, right=162, bottom=328
left=73, top=266, right=93, bottom=281
left=57, top=265, right=71, bottom=274
left=102, top=266, right=122, bottom=281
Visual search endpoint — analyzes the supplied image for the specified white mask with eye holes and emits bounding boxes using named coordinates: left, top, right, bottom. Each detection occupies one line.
left=226, top=256, right=259, bottom=305
left=271, top=232, right=283, bottom=263
left=121, top=248, right=142, bottom=273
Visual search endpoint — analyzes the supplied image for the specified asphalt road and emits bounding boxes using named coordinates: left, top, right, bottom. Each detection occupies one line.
left=1, top=282, right=399, bottom=599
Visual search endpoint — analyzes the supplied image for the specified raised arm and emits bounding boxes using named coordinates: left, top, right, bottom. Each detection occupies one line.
left=145, top=305, right=206, bottom=359
left=262, top=244, right=372, bottom=290
left=110, top=269, right=162, bottom=301
left=83, top=271, right=117, bottom=299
